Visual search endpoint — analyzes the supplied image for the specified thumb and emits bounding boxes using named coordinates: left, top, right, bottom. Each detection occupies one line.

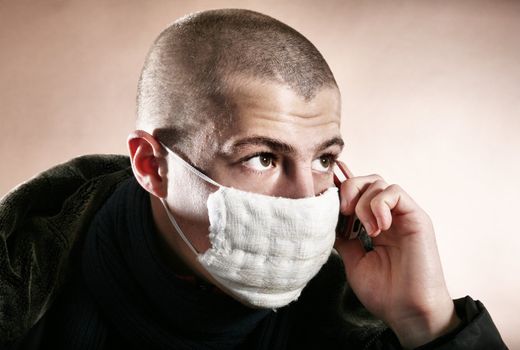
left=334, top=236, right=366, bottom=278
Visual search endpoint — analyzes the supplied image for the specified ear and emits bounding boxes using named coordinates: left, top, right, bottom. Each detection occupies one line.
left=127, top=130, right=168, bottom=198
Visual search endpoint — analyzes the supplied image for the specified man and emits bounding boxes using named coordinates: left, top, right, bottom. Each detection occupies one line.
left=0, top=9, right=506, bottom=349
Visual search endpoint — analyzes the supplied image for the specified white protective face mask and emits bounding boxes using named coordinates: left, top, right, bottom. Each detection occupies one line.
left=159, top=143, right=340, bottom=309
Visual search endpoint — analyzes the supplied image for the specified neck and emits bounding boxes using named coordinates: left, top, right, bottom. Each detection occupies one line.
left=149, top=193, right=208, bottom=279
left=149, top=193, right=246, bottom=303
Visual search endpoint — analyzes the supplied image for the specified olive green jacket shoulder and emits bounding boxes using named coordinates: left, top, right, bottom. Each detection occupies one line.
left=0, top=155, right=132, bottom=343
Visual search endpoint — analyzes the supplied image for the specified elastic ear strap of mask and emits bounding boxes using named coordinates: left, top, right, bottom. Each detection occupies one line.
left=159, top=198, right=199, bottom=256
left=159, top=142, right=221, bottom=188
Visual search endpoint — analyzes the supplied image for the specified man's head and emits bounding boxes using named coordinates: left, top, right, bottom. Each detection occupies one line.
left=128, top=9, right=344, bottom=284
left=135, top=9, right=339, bottom=165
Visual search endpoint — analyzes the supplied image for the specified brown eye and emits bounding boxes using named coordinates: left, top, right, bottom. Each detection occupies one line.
left=311, top=156, right=333, bottom=172
left=320, top=157, right=331, bottom=168
left=259, top=155, right=272, bottom=167
left=243, top=154, right=275, bottom=172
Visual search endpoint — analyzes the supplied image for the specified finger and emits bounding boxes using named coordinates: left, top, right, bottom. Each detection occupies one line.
left=372, top=184, right=418, bottom=217
left=355, top=179, right=389, bottom=236
left=339, top=174, right=385, bottom=215
left=370, top=188, right=396, bottom=232
left=334, top=236, right=365, bottom=276
left=370, top=193, right=393, bottom=232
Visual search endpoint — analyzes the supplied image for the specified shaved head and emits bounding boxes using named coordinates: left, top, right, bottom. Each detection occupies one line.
left=136, top=9, right=338, bottom=156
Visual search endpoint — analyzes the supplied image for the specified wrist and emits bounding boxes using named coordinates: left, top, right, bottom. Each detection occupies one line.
left=390, top=300, right=461, bottom=349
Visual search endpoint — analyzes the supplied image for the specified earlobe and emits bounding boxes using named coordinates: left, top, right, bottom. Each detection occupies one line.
left=127, top=130, right=168, bottom=198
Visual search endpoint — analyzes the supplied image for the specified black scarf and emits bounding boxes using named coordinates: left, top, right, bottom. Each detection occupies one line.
left=51, top=177, right=290, bottom=349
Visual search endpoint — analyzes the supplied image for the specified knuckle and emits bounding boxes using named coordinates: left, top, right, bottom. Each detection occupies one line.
left=369, top=173, right=384, bottom=181
left=387, top=184, right=402, bottom=192
left=340, top=180, right=355, bottom=197
left=343, top=177, right=355, bottom=186
left=354, top=205, right=366, bottom=219
left=373, top=179, right=387, bottom=188
left=370, top=196, right=384, bottom=209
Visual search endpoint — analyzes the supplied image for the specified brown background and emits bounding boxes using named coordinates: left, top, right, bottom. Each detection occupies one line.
left=1, top=0, right=519, bottom=346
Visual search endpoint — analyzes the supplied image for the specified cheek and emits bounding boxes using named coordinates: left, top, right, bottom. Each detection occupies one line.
left=314, top=172, right=335, bottom=194
left=224, top=171, right=281, bottom=195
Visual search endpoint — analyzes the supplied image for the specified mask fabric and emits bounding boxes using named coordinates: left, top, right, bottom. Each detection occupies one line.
left=159, top=143, right=340, bottom=309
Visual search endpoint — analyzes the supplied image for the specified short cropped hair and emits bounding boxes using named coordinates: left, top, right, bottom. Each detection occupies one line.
left=136, top=9, right=338, bottom=154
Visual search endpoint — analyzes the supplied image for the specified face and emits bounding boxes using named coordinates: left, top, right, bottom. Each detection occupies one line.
left=163, top=78, right=343, bottom=247
left=160, top=77, right=343, bottom=269
left=204, top=78, right=343, bottom=198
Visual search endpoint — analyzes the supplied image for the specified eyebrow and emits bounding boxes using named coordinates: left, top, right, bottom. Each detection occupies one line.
left=220, top=136, right=345, bottom=156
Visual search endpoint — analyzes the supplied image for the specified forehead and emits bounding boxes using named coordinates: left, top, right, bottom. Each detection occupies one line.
left=218, top=77, right=342, bottom=155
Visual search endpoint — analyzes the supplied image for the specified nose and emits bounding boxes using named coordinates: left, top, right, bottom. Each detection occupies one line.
left=276, top=163, right=316, bottom=199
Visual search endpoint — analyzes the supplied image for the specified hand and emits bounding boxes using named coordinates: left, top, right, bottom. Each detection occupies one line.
left=334, top=161, right=461, bottom=349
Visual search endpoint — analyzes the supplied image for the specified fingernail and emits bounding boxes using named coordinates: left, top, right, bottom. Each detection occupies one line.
left=376, top=216, right=383, bottom=231
left=364, top=222, right=374, bottom=234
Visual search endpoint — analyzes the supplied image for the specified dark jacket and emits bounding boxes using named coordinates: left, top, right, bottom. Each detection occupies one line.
left=0, top=155, right=507, bottom=349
